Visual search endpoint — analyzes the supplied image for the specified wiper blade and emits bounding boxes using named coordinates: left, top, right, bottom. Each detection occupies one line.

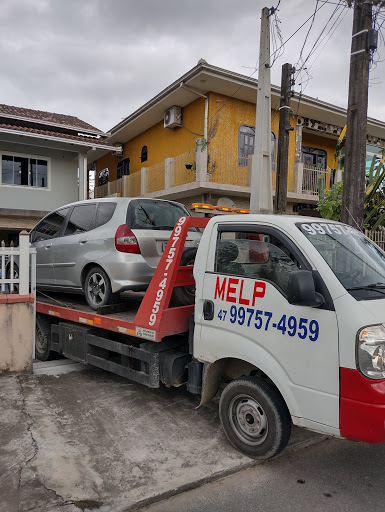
left=152, top=225, right=175, bottom=230
left=347, top=283, right=385, bottom=295
left=139, top=205, right=155, bottom=226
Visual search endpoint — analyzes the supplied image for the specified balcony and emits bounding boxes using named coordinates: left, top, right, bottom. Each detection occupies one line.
left=95, top=142, right=331, bottom=204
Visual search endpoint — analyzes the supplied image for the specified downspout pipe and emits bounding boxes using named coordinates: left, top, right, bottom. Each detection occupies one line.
left=180, top=82, right=208, bottom=141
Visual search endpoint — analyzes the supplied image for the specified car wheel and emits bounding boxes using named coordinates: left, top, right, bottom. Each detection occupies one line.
left=171, top=248, right=197, bottom=306
left=5, top=262, right=19, bottom=293
left=35, top=325, right=52, bottom=361
left=84, top=266, right=119, bottom=310
left=219, top=376, right=291, bottom=460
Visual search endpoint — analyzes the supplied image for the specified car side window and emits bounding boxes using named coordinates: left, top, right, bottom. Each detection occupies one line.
left=31, top=208, right=69, bottom=242
left=95, top=202, right=116, bottom=228
left=214, top=230, right=300, bottom=294
left=64, top=204, right=97, bottom=236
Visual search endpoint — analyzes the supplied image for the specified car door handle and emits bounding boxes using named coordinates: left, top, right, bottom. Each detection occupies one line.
left=203, top=300, right=214, bottom=321
left=79, top=240, right=88, bottom=244
left=44, top=244, right=52, bottom=249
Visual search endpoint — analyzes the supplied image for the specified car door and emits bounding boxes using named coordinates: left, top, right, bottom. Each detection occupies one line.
left=30, top=207, right=69, bottom=286
left=195, top=223, right=340, bottom=430
left=53, top=203, right=98, bottom=288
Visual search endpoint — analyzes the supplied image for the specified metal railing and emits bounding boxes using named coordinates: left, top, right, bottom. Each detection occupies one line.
left=0, top=232, right=36, bottom=295
left=302, top=166, right=330, bottom=195
left=207, top=150, right=249, bottom=187
left=172, top=150, right=197, bottom=187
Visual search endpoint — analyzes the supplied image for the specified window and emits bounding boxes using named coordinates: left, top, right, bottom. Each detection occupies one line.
left=117, top=158, right=130, bottom=179
left=95, top=202, right=116, bottom=228
left=238, top=125, right=255, bottom=166
left=214, top=229, right=300, bottom=294
left=98, top=168, right=109, bottom=186
left=31, top=208, right=69, bottom=242
left=141, top=146, right=148, bottom=163
left=1, top=154, right=48, bottom=187
left=127, top=199, right=191, bottom=230
left=238, top=126, right=277, bottom=169
left=64, top=204, right=97, bottom=236
left=301, top=147, right=327, bottom=169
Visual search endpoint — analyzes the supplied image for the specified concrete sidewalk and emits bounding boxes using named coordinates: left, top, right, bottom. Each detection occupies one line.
left=0, top=364, right=325, bottom=512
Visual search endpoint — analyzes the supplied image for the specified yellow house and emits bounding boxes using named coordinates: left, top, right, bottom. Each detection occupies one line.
left=90, top=60, right=385, bottom=213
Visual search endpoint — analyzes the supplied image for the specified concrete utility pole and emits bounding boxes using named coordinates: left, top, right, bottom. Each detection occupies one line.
left=341, top=0, right=372, bottom=228
left=274, top=63, right=295, bottom=214
left=250, top=7, right=273, bottom=214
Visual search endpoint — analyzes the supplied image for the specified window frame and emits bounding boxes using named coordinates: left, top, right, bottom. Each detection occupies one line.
left=117, top=158, right=130, bottom=179
left=301, top=146, right=327, bottom=169
left=0, top=151, right=51, bottom=190
left=140, top=145, right=148, bottom=163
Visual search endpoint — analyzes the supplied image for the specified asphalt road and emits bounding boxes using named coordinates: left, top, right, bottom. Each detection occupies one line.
left=140, top=437, right=385, bottom=512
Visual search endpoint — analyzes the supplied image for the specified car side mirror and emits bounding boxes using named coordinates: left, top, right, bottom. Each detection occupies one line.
left=287, top=270, right=324, bottom=308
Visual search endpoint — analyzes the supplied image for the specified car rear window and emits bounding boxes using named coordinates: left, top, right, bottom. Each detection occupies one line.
left=95, top=202, right=116, bottom=228
left=127, top=199, right=190, bottom=230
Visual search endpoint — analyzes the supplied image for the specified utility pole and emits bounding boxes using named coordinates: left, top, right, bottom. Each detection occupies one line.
left=341, top=0, right=373, bottom=228
left=274, top=63, right=295, bottom=214
left=250, top=7, right=273, bottom=214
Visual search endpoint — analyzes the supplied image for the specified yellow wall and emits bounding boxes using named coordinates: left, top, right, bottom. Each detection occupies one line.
left=96, top=97, right=205, bottom=183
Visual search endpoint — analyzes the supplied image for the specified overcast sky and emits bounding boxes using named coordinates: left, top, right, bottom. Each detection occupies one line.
left=1, top=0, right=384, bottom=133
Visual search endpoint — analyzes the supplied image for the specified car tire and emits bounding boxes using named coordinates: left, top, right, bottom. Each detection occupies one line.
left=35, top=324, right=53, bottom=361
left=219, top=376, right=291, bottom=460
left=84, top=266, right=120, bottom=311
left=171, top=248, right=198, bottom=306
left=5, top=262, right=19, bottom=293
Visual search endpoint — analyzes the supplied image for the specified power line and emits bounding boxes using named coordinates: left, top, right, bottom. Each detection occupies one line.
left=145, top=1, right=333, bottom=191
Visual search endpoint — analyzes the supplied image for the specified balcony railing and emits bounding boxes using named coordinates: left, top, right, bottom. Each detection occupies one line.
left=94, top=147, right=331, bottom=201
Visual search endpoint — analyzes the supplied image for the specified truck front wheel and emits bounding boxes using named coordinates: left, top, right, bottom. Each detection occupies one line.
left=219, top=376, right=291, bottom=460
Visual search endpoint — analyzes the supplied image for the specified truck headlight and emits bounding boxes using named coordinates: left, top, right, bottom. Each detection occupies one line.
left=357, top=325, right=385, bottom=379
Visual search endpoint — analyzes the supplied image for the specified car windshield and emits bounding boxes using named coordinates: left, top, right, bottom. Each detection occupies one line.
left=297, top=221, right=385, bottom=300
left=127, top=199, right=191, bottom=230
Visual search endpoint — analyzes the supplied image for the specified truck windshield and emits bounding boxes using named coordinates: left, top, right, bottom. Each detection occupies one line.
left=297, top=221, right=385, bottom=300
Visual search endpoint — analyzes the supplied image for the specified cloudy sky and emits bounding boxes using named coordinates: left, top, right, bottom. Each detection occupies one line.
left=1, top=0, right=384, bottom=132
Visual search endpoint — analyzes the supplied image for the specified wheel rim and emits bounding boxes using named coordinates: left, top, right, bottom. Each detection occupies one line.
left=87, top=272, right=106, bottom=305
left=229, top=394, right=268, bottom=446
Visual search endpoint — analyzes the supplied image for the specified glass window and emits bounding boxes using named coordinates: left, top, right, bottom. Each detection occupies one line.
left=271, top=132, right=277, bottom=171
left=64, top=204, right=97, bottom=236
left=98, top=168, right=109, bottom=186
left=95, top=202, right=116, bottom=228
left=301, top=147, right=327, bottom=169
left=117, top=158, right=130, bottom=179
left=32, top=208, right=69, bottom=242
left=127, top=199, right=191, bottom=230
left=215, top=230, right=300, bottom=293
left=1, top=154, right=48, bottom=187
left=141, top=146, right=148, bottom=163
left=238, top=125, right=255, bottom=166
left=298, top=221, right=385, bottom=300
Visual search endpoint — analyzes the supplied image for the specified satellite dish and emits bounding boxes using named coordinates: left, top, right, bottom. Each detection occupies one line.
left=217, top=197, right=235, bottom=208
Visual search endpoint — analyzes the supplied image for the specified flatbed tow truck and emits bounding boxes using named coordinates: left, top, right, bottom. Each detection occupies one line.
left=35, top=214, right=385, bottom=460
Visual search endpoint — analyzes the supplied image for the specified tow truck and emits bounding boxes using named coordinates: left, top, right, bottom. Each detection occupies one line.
left=35, top=214, right=385, bottom=460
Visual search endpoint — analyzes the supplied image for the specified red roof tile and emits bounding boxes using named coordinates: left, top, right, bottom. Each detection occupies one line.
left=0, top=104, right=102, bottom=133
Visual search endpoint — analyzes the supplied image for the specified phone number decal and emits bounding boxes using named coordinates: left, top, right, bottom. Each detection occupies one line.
left=217, top=306, right=319, bottom=342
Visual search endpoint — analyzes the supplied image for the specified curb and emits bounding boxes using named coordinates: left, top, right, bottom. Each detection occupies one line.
left=124, top=434, right=329, bottom=511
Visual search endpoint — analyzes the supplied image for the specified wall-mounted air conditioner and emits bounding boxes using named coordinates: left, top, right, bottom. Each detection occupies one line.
left=164, top=106, right=182, bottom=129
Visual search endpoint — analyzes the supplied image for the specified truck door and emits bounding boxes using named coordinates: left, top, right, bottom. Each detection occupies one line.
left=196, top=223, right=340, bottom=431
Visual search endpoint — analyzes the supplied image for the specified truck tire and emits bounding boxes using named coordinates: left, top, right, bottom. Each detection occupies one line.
left=219, top=376, right=291, bottom=460
left=171, top=248, right=198, bottom=306
left=35, top=325, right=52, bottom=361
left=84, top=266, right=120, bottom=310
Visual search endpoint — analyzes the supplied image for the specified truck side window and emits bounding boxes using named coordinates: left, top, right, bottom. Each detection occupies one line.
left=214, top=231, right=300, bottom=294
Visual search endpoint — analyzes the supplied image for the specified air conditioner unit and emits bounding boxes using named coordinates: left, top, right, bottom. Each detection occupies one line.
left=164, top=106, right=182, bottom=129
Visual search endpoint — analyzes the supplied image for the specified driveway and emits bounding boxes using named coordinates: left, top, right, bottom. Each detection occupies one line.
left=0, top=363, right=324, bottom=512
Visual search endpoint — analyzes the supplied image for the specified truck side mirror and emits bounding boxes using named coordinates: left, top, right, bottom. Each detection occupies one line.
left=287, top=270, right=324, bottom=308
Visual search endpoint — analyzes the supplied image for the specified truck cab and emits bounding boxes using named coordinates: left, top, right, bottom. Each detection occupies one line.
left=193, top=215, right=385, bottom=458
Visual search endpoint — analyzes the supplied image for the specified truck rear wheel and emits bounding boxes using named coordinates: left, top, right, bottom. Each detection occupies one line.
left=171, top=248, right=197, bottom=306
left=219, top=376, right=291, bottom=460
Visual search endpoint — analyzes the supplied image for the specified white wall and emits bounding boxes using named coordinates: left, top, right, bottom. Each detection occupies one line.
left=0, top=141, right=79, bottom=212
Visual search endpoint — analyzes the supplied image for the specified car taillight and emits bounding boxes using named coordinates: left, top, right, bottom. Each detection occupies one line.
left=115, top=225, right=140, bottom=253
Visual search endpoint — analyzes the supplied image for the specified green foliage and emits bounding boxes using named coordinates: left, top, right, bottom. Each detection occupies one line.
left=317, top=152, right=385, bottom=229
left=317, top=181, right=343, bottom=221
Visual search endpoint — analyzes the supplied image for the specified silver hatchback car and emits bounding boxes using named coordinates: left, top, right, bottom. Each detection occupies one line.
left=29, top=197, right=200, bottom=310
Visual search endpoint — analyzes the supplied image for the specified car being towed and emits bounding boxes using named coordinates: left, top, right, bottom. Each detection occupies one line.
left=29, top=197, right=200, bottom=310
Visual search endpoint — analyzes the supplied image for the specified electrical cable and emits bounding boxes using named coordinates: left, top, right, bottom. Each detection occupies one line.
left=144, top=1, right=330, bottom=191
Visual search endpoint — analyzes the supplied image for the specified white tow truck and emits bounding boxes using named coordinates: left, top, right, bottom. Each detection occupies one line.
left=36, top=214, right=385, bottom=460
